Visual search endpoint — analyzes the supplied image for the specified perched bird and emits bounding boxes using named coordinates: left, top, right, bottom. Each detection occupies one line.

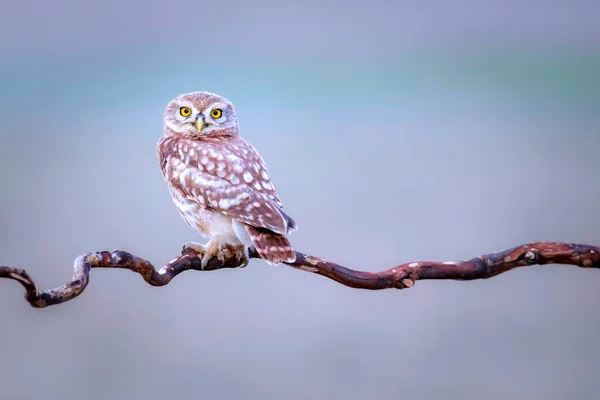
left=156, top=91, right=297, bottom=268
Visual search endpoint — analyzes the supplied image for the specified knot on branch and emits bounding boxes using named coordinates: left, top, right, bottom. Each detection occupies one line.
left=524, top=249, right=540, bottom=264
left=111, top=250, right=134, bottom=266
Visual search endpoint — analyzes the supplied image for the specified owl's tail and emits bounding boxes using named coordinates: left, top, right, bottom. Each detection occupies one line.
left=245, top=225, right=297, bottom=265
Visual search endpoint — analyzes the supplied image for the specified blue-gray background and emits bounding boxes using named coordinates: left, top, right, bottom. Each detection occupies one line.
left=1, top=1, right=599, bottom=399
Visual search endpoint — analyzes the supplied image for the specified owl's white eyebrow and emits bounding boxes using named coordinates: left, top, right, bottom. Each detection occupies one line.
left=178, top=102, right=196, bottom=110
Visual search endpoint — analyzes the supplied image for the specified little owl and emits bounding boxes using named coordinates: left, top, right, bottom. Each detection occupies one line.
left=156, top=91, right=297, bottom=268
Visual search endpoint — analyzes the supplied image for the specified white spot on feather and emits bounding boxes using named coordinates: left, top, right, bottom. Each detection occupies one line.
left=243, top=171, right=253, bottom=183
left=408, top=262, right=418, bottom=268
left=219, top=198, right=231, bottom=209
left=261, top=181, right=272, bottom=190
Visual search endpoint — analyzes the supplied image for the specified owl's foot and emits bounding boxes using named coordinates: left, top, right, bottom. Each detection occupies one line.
left=222, top=244, right=250, bottom=268
left=183, top=240, right=225, bottom=269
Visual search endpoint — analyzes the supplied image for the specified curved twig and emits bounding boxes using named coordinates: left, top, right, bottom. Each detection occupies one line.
left=1, top=241, right=599, bottom=308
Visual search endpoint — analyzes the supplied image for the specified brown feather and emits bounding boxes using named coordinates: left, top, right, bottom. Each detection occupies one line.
left=245, top=225, right=296, bottom=265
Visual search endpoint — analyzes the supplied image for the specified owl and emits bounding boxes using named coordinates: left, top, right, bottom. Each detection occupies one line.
left=156, top=91, right=297, bottom=268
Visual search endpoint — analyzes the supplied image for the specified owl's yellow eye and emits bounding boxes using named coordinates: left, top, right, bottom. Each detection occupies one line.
left=210, top=108, right=223, bottom=119
left=180, top=107, right=192, bottom=117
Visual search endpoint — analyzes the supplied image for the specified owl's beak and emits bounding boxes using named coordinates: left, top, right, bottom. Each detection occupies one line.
left=195, top=114, right=205, bottom=132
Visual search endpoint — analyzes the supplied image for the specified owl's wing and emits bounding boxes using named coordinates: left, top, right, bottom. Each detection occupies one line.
left=160, top=134, right=297, bottom=235
left=177, top=162, right=295, bottom=235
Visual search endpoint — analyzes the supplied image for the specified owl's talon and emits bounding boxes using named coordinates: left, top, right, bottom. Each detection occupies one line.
left=200, top=240, right=226, bottom=270
left=183, top=240, right=226, bottom=269
left=221, top=244, right=249, bottom=268
left=236, top=247, right=250, bottom=268
left=182, top=241, right=204, bottom=254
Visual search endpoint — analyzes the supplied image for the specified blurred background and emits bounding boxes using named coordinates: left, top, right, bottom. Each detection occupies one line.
left=1, top=0, right=599, bottom=399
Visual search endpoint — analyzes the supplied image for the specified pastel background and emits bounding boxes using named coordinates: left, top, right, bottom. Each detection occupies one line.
left=1, top=1, right=599, bottom=399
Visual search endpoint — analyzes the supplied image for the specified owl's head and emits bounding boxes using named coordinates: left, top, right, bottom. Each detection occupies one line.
left=164, top=91, right=239, bottom=138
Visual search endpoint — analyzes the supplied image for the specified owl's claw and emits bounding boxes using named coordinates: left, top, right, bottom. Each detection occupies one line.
left=183, top=241, right=249, bottom=269
left=183, top=240, right=225, bottom=269
left=231, top=244, right=250, bottom=268
left=219, top=244, right=249, bottom=268
left=182, top=241, right=205, bottom=254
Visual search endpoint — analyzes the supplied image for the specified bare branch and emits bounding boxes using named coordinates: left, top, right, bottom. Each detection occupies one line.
left=1, top=242, right=599, bottom=308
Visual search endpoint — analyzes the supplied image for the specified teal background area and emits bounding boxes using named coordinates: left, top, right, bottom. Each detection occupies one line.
left=1, top=1, right=599, bottom=399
